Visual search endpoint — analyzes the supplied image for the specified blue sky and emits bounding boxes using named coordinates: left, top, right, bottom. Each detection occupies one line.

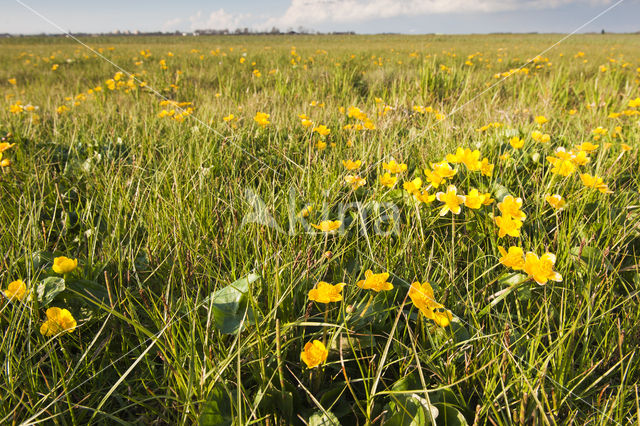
left=2, top=0, right=639, bottom=34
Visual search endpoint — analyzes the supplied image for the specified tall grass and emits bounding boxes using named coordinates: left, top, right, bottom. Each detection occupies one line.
left=0, top=33, right=639, bottom=424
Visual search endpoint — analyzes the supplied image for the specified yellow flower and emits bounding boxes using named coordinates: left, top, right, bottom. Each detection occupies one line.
left=621, top=143, right=632, bottom=152
left=403, top=177, right=422, bottom=195
left=535, top=115, right=548, bottom=125
left=580, top=174, right=612, bottom=194
left=8, top=78, right=17, bottom=85
left=551, top=148, right=571, bottom=160
left=9, top=102, right=24, bottom=114
left=498, top=246, right=525, bottom=270
left=628, top=97, right=640, bottom=108
left=316, top=140, right=327, bottom=150
left=524, top=252, right=562, bottom=285
left=415, top=190, right=436, bottom=204
left=571, top=150, right=590, bottom=166
left=424, top=169, right=444, bottom=188
left=497, top=195, right=526, bottom=221
left=347, top=106, right=366, bottom=120
left=299, top=205, right=313, bottom=218
left=611, top=126, right=622, bottom=138
left=545, top=194, right=566, bottom=210
left=300, top=118, right=313, bottom=127
left=223, top=113, right=235, bottom=122
left=40, top=307, right=77, bottom=337
left=464, top=189, right=485, bottom=209
left=531, top=130, right=550, bottom=143
left=430, top=161, right=456, bottom=179
left=342, top=159, right=362, bottom=170
left=313, top=124, right=331, bottom=136
left=480, top=158, right=494, bottom=177
left=311, top=220, right=341, bottom=232
left=435, top=185, right=465, bottom=216
left=52, top=256, right=78, bottom=274
left=301, top=340, right=328, bottom=369
left=499, top=152, right=510, bottom=161
left=0, top=142, right=16, bottom=153
left=382, top=160, right=407, bottom=174
left=308, top=281, right=346, bottom=303
left=254, top=112, right=270, bottom=127
left=379, top=172, right=398, bottom=188
left=482, top=192, right=495, bottom=205
left=495, top=215, right=523, bottom=238
left=356, top=270, right=393, bottom=292
left=509, top=137, right=524, bottom=149
left=3, top=279, right=27, bottom=301
left=408, top=281, right=452, bottom=327
left=548, top=158, right=577, bottom=177
left=575, top=142, right=598, bottom=152
left=344, top=174, right=366, bottom=190
left=592, top=127, right=607, bottom=139
left=447, top=148, right=481, bottom=171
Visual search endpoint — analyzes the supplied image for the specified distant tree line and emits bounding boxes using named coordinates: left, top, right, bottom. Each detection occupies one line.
left=194, top=27, right=356, bottom=36
left=1, top=28, right=357, bottom=37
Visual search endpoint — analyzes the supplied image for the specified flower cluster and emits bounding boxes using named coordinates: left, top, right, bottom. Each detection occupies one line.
left=2, top=256, right=78, bottom=337
left=158, top=100, right=195, bottom=122
left=302, top=268, right=451, bottom=369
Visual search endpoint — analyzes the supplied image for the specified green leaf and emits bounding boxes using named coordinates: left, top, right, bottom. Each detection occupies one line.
left=491, top=182, right=511, bottom=201
left=269, top=388, right=294, bottom=422
left=386, top=188, right=404, bottom=201
left=344, top=256, right=360, bottom=276
left=199, top=384, right=232, bottom=426
left=308, top=410, right=341, bottom=426
left=435, top=404, right=468, bottom=426
left=204, top=273, right=261, bottom=335
left=386, top=394, right=439, bottom=426
left=65, top=279, right=109, bottom=304
left=37, top=277, right=66, bottom=306
left=32, top=251, right=55, bottom=272
left=257, top=380, right=298, bottom=423
left=319, top=385, right=346, bottom=407
left=349, top=297, right=386, bottom=329
left=499, top=273, right=529, bottom=287
left=450, top=318, right=470, bottom=343
left=480, top=273, right=529, bottom=315
left=570, top=246, right=613, bottom=272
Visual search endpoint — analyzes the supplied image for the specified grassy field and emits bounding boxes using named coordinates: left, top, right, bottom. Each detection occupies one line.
left=1, top=33, right=640, bottom=425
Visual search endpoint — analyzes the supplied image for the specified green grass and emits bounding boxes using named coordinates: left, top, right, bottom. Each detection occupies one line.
left=1, top=33, right=639, bottom=425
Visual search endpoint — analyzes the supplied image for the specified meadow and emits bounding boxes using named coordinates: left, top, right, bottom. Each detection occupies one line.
left=1, top=33, right=639, bottom=425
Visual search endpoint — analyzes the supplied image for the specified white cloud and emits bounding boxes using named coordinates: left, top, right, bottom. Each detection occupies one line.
left=266, top=0, right=615, bottom=29
left=188, top=9, right=250, bottom=30
left=164, top=0, right=615, bottom=32
left=162, top=17, right=184, bottom=31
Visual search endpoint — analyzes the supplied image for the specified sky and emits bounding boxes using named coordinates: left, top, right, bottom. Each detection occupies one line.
left=1, top=0, right=639, bottom=35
